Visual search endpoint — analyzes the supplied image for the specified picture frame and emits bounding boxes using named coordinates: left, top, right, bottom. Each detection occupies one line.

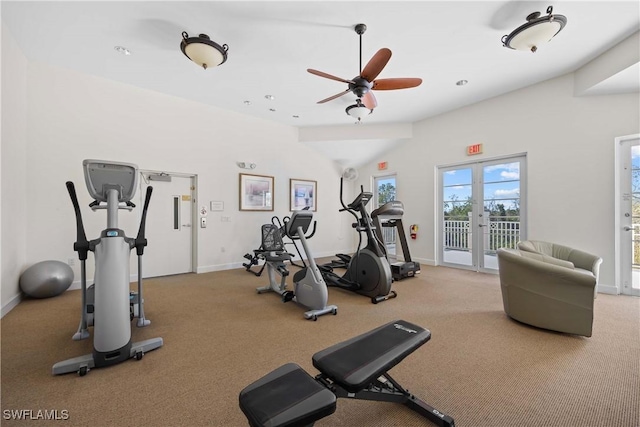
left=290, top=179, right=317, bottom=211
left=240, top=173, right=274, bottom=211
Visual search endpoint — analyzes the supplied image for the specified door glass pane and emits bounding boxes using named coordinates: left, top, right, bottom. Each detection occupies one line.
left=443, top=168, right=473, bottom=266
left=374, top=176, right=397, bottom=256
left=632, top=145, right=640, bottom=289
left=173, top=196, right=180, bottom=230
left=482, top=162, right=521, bottom=270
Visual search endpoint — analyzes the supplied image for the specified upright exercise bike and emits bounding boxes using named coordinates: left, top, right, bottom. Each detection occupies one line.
left=321, top=178, right=396, bottom=304
left=53, top=160, right=163, bottom=376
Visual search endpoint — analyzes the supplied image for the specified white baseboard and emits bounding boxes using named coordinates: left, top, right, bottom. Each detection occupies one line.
left=412, top=257, right=436, bottom=266
left=1, top=292, right=23, bottom=318
left=198, top=262, right=245, bottom=274
left=597, top=284, right=619, bottom=295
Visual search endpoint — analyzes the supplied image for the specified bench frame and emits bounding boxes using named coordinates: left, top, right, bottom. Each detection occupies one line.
left=316, top=371, right=455, bottom=427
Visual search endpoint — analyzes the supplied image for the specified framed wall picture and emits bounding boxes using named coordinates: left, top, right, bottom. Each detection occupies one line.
left=240, top=173, right=274, bottom=211
left=290, top=179, right=317, bottom=211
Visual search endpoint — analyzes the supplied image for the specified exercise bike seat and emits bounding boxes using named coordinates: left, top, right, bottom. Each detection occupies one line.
left=239, top=363, right=336, bottom=427
left=312, top=319, right=430, bottom=393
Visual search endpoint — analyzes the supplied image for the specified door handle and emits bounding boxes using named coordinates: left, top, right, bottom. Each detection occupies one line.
left=624, top=226, right=633, bottom=231
left=182, top=224, right=191, bottom=227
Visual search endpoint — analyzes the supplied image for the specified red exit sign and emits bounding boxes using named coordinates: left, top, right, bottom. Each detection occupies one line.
left=467, top=143, right=483, bottom=155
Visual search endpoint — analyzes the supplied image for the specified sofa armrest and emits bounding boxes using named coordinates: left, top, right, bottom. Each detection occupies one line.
left=567, top=249, right=603, bottom=278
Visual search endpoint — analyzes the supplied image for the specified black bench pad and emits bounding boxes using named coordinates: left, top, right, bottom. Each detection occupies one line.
left=312, top=319, right=431, bottom=393
left=239, top=363, right=336, bottom=427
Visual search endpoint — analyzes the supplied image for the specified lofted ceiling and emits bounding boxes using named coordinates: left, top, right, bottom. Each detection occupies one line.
left=2, top=1, right=639, bottom=167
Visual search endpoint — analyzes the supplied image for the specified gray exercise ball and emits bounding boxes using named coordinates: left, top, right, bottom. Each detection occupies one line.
left=19, top=260, right=74, bottom=299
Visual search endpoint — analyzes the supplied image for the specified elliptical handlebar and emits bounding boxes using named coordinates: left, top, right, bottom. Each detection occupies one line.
left=135, top=186, right=153, bottom=256
left=66, top=181, right=90, bottom=261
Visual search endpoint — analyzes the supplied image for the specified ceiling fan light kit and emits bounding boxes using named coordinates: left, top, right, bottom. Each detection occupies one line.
left=502, top=5, right=567, bottom=53
left=307, top=23, right=422, bottom=122
left=346, top=99, right=373, bottom=124
left=180, top=32, right=229, bottom=69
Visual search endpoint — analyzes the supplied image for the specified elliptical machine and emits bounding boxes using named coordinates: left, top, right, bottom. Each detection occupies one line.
left=321, top=178, right=396, bottom=304
left=53, top=160, right=163, bottom=376
left=257, top=210, right=337, bottom=321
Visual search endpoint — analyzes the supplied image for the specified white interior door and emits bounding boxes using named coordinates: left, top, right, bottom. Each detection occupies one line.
left=618, top=135, right=640, bottom=296
left=140, top=173, right=194, bottom=278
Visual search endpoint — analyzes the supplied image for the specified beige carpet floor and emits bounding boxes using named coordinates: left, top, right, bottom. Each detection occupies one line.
left=1, top=264, right=639, bottom=426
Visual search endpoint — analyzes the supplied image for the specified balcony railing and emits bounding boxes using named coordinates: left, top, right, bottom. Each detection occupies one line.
left=444, top=216, right=520, bottom=253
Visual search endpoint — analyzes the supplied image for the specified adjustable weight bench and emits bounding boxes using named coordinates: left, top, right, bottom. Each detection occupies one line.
left=239, top=320, right=455, bottom=427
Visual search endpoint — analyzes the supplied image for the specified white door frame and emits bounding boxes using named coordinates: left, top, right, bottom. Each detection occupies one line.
left=139, top=169, right=197, bottom=276
left=614, top=134, right=640, bottom=296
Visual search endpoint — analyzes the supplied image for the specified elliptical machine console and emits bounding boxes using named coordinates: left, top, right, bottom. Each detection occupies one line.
left=53, top=160, right=163, bottom=376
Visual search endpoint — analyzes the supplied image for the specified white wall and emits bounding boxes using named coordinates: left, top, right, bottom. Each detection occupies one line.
left=21, top=61, right=355, bottom=284
left=0, top=27, right=356, bottom=313
left=1, top=24, right=28, bottom=314
left=356, top=72, right=640, bottom=290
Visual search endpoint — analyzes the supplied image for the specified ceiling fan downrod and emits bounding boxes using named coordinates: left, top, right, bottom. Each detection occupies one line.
left=355, top=23, right=367, bottom=75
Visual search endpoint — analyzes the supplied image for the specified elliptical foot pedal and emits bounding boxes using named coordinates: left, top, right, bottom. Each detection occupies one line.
left=239, top=363, right=336, bottom=427
left=372, top=290, right=398, bottom=304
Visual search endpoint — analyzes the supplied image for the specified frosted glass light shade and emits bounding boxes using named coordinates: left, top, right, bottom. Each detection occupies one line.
left=346, top=100, right=372, bottom=123
left=508, top=21, right=563, bottom=52
left=502, top=6, right=567, bottom=53
left=180, top=32, right=228, bottom=69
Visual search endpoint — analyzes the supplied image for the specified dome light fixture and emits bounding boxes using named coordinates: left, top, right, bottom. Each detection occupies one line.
left=345, top=99, right=373, bottom=124
left=180, top=32, right=229, bottom=69
left=501, top=6, right=567, bottom=53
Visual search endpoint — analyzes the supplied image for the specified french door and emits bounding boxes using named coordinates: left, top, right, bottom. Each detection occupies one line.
left=438, top=155, right=526, bottom=272
left=616, top=135, right=640, bottom=296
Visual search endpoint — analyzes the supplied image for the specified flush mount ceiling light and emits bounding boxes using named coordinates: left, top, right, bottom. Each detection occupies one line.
left=502, top=6, right=567, bottom=53
left=345, top=99, right=373, bottom=124
left=180, top=32, right=228, bottom=69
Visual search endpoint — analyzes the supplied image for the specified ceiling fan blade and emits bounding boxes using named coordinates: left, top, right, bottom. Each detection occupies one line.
left=361, top=48, right=392, bottom=82
left=307, top=69, right=355, bottom=84
left=362, top=91, right=378, bottom=109
left=317, top=89, right=351, bottom=104
left=373, top=78, right=423, bottom=90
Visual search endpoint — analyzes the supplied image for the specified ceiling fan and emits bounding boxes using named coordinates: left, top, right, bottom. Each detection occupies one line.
left=307, top=23, right=422, bottom=110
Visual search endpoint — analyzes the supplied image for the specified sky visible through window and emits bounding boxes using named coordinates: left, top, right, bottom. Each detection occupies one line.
left=443, top=163, right=520, bottom=210
left=632, top=145, right=640, bottom=198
